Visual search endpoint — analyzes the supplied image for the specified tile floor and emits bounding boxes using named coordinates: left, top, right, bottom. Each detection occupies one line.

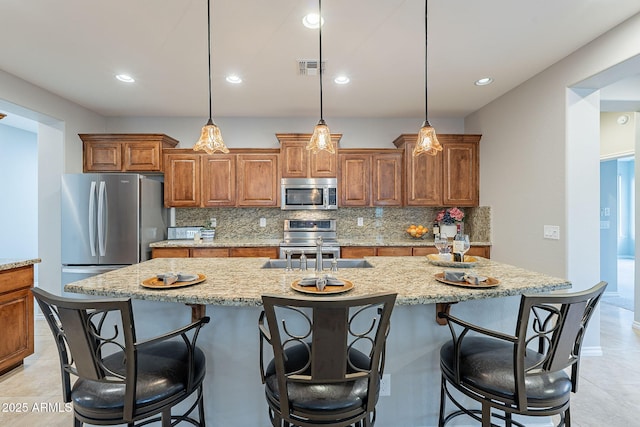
left=1, top=301, right=638, bottom=427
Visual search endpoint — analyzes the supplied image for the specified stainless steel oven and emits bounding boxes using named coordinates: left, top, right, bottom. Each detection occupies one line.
left=279, top=219, right=340, bottom=259
left=281, top=178, right=338, bottom=210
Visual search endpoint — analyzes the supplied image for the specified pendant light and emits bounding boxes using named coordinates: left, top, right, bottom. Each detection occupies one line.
left=194, top=0, right=229, bottom=154
left=413, top=0, right=442, bottom=157
left=306, top=0, right=335, bottom=154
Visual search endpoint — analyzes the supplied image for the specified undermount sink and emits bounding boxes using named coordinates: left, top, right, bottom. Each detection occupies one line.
left=261, top=259, right=374, bottom=269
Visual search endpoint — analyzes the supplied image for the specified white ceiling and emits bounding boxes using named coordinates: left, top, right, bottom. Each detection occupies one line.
left=1, top=0, right=640, bottom=122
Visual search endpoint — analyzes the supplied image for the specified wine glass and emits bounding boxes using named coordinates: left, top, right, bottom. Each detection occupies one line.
left=453, top=234, right=470, bottom=262
left=434, top=235, right=451, bottom=259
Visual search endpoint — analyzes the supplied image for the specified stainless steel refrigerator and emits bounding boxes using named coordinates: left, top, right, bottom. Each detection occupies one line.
left=61, top=173, right=166, bottom=285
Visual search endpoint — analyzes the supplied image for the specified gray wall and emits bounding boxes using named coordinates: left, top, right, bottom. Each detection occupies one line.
left=466, top=13, right=640, bottom=332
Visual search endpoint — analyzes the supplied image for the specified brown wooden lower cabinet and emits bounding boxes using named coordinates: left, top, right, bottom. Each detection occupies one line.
left=191, top=248, right=230, bottom=257
left=229, top=247, right=279, bottom=258
left=152, top=248, right=191, bottom=258
left=341, top=247, right=376, bottom=258
left=0, top=265, right=35, bottom=375
left=376, top=247, right=413, bottom=256
left=152, top=246, right=279, bottom=259
left=342, top=245, right=491, bottom=259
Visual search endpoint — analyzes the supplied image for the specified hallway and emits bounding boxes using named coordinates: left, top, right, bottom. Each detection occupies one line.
left=602, top=258, right=635, bottom=311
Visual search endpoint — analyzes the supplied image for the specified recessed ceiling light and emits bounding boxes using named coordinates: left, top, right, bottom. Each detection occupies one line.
left=115, top=74, right=135, bottom=83
left=226, top=75, right=242, bottom=84
left=474, top=77, right=493, bottom=86
left=617, top=114, right=630, bottom=125
left=302, top=13, right=324, bottom=29
left=334, top=75, right=350, bottom=85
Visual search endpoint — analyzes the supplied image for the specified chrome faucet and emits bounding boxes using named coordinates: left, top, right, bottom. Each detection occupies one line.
left=315, top=236, right=323, bottom=273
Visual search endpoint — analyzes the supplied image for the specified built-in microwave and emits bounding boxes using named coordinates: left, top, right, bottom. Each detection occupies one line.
left=281, top=178, right=338, bottom=210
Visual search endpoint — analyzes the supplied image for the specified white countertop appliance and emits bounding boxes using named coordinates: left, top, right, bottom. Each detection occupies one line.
left=279, top=219, right=340, bottom=259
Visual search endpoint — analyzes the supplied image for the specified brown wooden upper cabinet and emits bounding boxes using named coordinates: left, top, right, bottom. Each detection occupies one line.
left=339, top=149, right=403, bottom=207
left=236, top=150, right=280, bottom=207
left=393, top=134, right=480, bottom=206
left=80, top=133, right=178, bottom=173
left=277, top=133, right=341, bottom=178
left=163, top=149, right=236, bottom=207
left=164, top=148, right=278, bottom=208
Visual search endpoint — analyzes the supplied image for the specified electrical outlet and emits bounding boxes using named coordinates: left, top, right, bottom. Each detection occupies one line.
left=259, top=218, right=266, bottom=227
left=543, top=225, right=560, bottom=240
left=357, top=217, right=364, bottom=227
left=210, top=217, right=217, bottom=227
left=379, top=374, right=391, bottom=396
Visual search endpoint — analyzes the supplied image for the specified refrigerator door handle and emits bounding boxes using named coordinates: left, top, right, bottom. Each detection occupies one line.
left=89, top=181, right=97, bottom=257
left=98, top=180, right=107, bottom=257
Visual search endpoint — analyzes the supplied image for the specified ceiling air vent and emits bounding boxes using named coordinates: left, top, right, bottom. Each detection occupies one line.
left=297, top=60, right=326, bottom=76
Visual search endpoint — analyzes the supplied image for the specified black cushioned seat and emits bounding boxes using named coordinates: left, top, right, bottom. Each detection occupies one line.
left=72, top=341, right=207, bottom=421
left=264, top=343, right=375, bottom=414
left=440, top=337, right=572, bottom=405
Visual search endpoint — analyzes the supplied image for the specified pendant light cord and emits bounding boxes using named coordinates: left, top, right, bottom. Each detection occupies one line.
left=424, top=0, right=428, bottom=124
left=319, top=0, right=324, bottom=122
left=207, top=0, right=213, bottom=122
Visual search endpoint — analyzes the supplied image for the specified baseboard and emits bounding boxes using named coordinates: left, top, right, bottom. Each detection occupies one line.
left=581, top=345, right=603, bottom=357
left=633, top=321, right=640, bottom=331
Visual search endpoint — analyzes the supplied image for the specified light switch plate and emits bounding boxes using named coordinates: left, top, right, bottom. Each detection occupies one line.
left=543, top=225, right=560, bottom=240
left=259, top=218, right=266, bottom=227
left=357, top=217, right=364, bottom=227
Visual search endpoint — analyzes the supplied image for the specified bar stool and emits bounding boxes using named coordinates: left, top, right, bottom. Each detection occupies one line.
left=258, top=292, right=397, bottom=427
left=437, top=281, right=607, bottom=427
left=33, top=288, right=210, bottom=426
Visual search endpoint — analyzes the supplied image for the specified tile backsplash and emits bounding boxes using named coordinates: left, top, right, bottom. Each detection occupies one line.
left=175, top=206, right=491, bottom=242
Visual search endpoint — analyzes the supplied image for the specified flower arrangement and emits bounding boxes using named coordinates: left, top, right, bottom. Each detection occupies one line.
left=435, top=207, right=464, bottom=225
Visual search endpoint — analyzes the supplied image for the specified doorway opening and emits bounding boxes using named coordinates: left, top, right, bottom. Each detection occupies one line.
left=601, top=156, right=635, bottom=311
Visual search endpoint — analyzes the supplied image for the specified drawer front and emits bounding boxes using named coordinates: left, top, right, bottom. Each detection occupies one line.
left=0, top=266, right=34, bottom=294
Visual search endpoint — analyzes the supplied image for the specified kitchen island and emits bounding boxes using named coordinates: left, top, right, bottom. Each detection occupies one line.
left=0, top=258, right=40, bottom=374
left=64, top=256, right=570, bottom=427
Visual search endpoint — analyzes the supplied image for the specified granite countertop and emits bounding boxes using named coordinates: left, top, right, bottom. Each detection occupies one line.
left=64, top=256, right=569, bottom=307
left=150, top=239, right=492, bottom=248
left=0, top=258, right=41, bottom=271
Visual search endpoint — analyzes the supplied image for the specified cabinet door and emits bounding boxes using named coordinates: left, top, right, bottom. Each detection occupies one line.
left=341, top=247, right=376, bottom=258
left=230, top=247, right=279, bottom=258
left=412, top=247, right=438, bottom=256
left=280, top=142, right=308, bottom=178
left=339, top=154, right=370, bottom=206
left=372, top=152, right=402, bottom=206
left=237, top=154, right=279, bottom=207
left=191, top=248, right=230, bottom=257
left=84, top=142, right=121, bottom=172
left=164, top=153, right=201, bottom=207
left=442, top=140, right=479, bottom=206
left=123, top=141, right=162, bottom=171
left=406, top=141, right=442, bottom=206
left=376, top=246, right=412, bottom=256
left=202, top=155, right=236, bottom=206
left=310, top=149, right=337, bottom=177
left=152, top=247, right=191, bottom=258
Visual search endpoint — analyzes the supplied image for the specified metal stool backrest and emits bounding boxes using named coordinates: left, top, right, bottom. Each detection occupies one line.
left=33, top=288, right=137, bottom=418
left=511, top=281, right=606, bottom=409
left=259, top=292, right=397, bottom=418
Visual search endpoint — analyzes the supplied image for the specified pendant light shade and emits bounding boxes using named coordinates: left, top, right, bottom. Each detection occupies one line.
left=194, top=0, right=229, bottom=155
left=306, top=0, right=335, bottom=154
left=413, top=0, right=442, bottom=157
